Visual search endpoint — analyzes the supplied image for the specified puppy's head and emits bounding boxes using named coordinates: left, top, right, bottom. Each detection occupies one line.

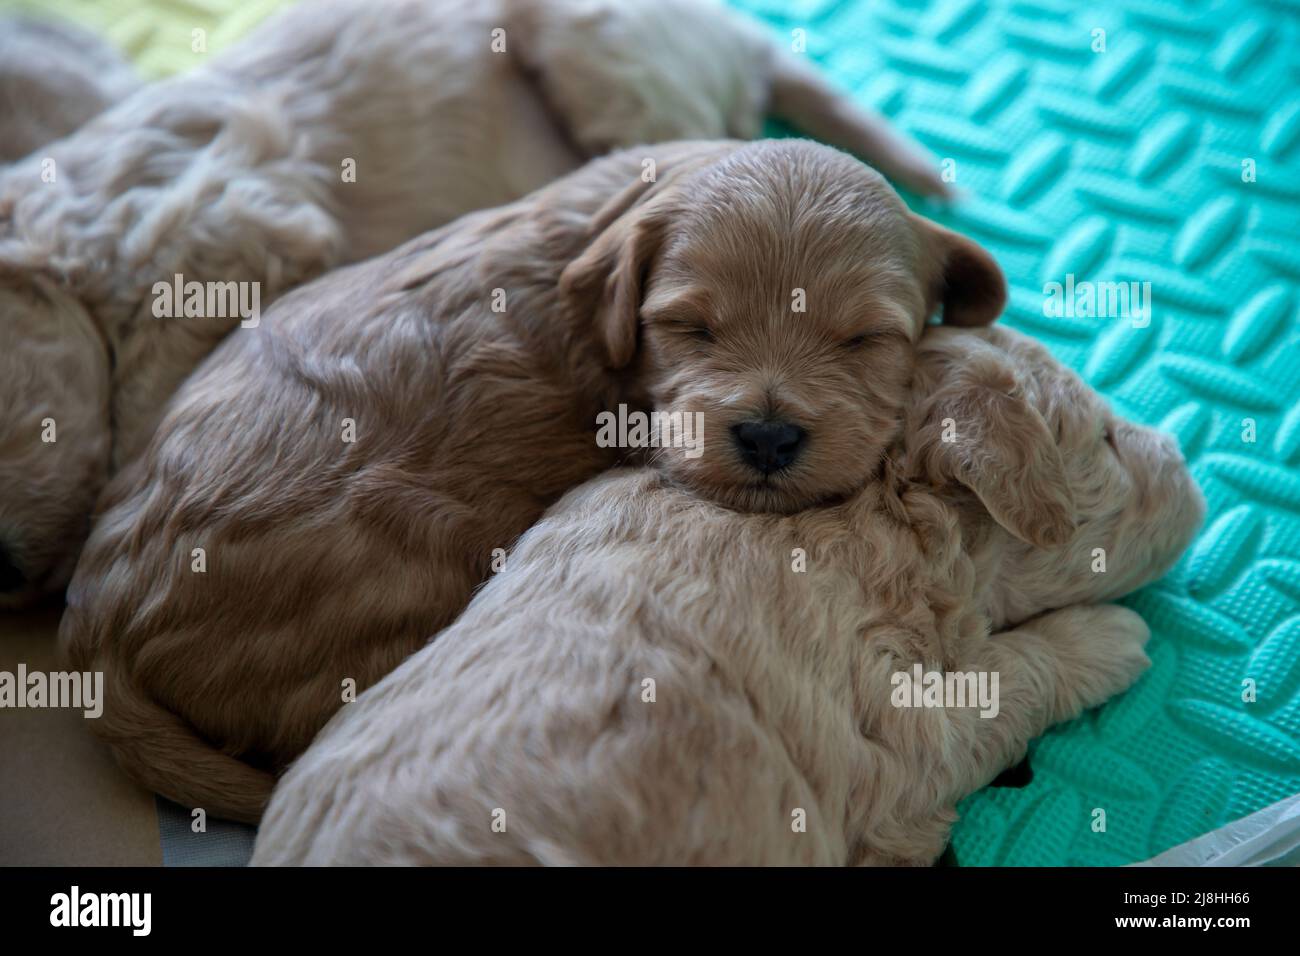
left=0, top=264, right=111, bottom=607
left=905, top=325, right=1206, bottom=623
left=562, top=139, right=1005, bottom=512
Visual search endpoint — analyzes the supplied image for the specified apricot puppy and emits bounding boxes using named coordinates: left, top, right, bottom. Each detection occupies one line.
left=0, top=0, right=950, bottom=606
left=60, top=140, right=1004, bottom=823
left=252, top=326, right=1205, bottom=866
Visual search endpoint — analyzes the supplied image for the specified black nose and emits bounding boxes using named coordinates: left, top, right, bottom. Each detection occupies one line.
left=731, top=421, right=807, bottom=475
left=0, top=542, right=24, bottom=592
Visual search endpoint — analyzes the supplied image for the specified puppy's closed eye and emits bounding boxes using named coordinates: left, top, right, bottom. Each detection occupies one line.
left=648, top=308, right=714, bottom=343
left=839, top=328, right=904, bottom=351
left=679, top=324, right=714, bottom=343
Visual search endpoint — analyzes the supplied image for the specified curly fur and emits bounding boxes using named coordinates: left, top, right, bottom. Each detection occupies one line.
left=250, top=325, right=1205, bottom=865
left=0, top=0, right=951, bottom=606
left=58, top=139, right=999, bottom=823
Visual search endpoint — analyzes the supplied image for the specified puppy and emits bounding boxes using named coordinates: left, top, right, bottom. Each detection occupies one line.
left=251, top=325, right=1206, bottom=865
left=0, top=17, right=140, bottom=164
left=59, top=139, right=1004, bottom=823
left=0, top=0, right=950, bottom=606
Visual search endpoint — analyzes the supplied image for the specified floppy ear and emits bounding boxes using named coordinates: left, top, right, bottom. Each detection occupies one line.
left=558, top=178, right=669, bottom=369
left=913, top=216, right=1007, bottom=327
left=907, top=338, right=1075, bottom=548
left=558, top=144, right=732, bottom=369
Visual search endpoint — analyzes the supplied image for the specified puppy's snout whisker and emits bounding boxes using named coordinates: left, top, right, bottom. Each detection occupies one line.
left=731, top=420, right=807, bottom=475
left=644, top=443, right=675, bottom=470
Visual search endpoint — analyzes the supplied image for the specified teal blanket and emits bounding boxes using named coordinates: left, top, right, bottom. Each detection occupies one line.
left=731, top=0, right=1300, bottom=865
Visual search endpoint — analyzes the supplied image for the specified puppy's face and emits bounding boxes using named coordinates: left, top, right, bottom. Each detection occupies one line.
left=563, top=141, right=1005, bottom=513
left=638, top=172, right=919, bottom=513
left=0, top=271, right=111, bottom=606
left=907, top=326, right=1205, bottom=623
left=1013, top=340, right=1206, bottom=607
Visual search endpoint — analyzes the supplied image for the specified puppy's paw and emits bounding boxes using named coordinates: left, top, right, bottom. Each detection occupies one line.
left=1044, top=603, right=1151, bottom=715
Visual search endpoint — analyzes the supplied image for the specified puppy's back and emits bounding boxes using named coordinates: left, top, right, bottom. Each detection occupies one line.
left=56, top=161, right=661, bottom=822
left=253, top=469, right=959, bottom=865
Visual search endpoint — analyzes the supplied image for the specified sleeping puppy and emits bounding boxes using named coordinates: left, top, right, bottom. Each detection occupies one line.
left=59, top=139, right=1004, bottom=823
left=0, top=0, right=950, bottom=607
left=0, top=17, right=139, bottom=597
left=0, top=16, right=140, bottom=164
left=251, top=326, right=1206, bottom=866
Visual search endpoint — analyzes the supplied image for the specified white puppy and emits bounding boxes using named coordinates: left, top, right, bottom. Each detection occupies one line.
left=0, top=0, right=947, bottom=606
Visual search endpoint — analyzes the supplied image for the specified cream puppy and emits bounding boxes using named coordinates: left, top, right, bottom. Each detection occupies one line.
left=0, top=0, right=949, bottom=606
left=251, top=326, right=1205, bottom=866
left=0, top=16, right=140, bottom=164
left=59, top=140, right=1003, bottom=824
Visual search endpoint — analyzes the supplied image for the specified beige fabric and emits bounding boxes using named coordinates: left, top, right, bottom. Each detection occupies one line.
left=0, top=607, right=160, bottom=866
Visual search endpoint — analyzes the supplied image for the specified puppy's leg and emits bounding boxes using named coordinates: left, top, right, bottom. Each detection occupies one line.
left=887, top=605, right=1149, bottom=865
left=961, top=604, right=1151, bottom=791
left=506, top=0, right=949, bottom=197
left=767, top=53, right=950, bottom=198
left=505, top=0, right=764, bottom=152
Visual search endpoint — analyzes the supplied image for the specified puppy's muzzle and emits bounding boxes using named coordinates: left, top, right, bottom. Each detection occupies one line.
left=731, top=420, right=806, bottom=475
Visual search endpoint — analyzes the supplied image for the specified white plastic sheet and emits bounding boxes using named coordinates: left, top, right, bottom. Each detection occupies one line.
left=1133, top=793, right=1300, bottom=867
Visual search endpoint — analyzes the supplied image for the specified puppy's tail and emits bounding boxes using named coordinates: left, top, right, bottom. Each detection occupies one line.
left=767, top=53, right=951, bottom=199
left=91, top=663, right=273, bottom=825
